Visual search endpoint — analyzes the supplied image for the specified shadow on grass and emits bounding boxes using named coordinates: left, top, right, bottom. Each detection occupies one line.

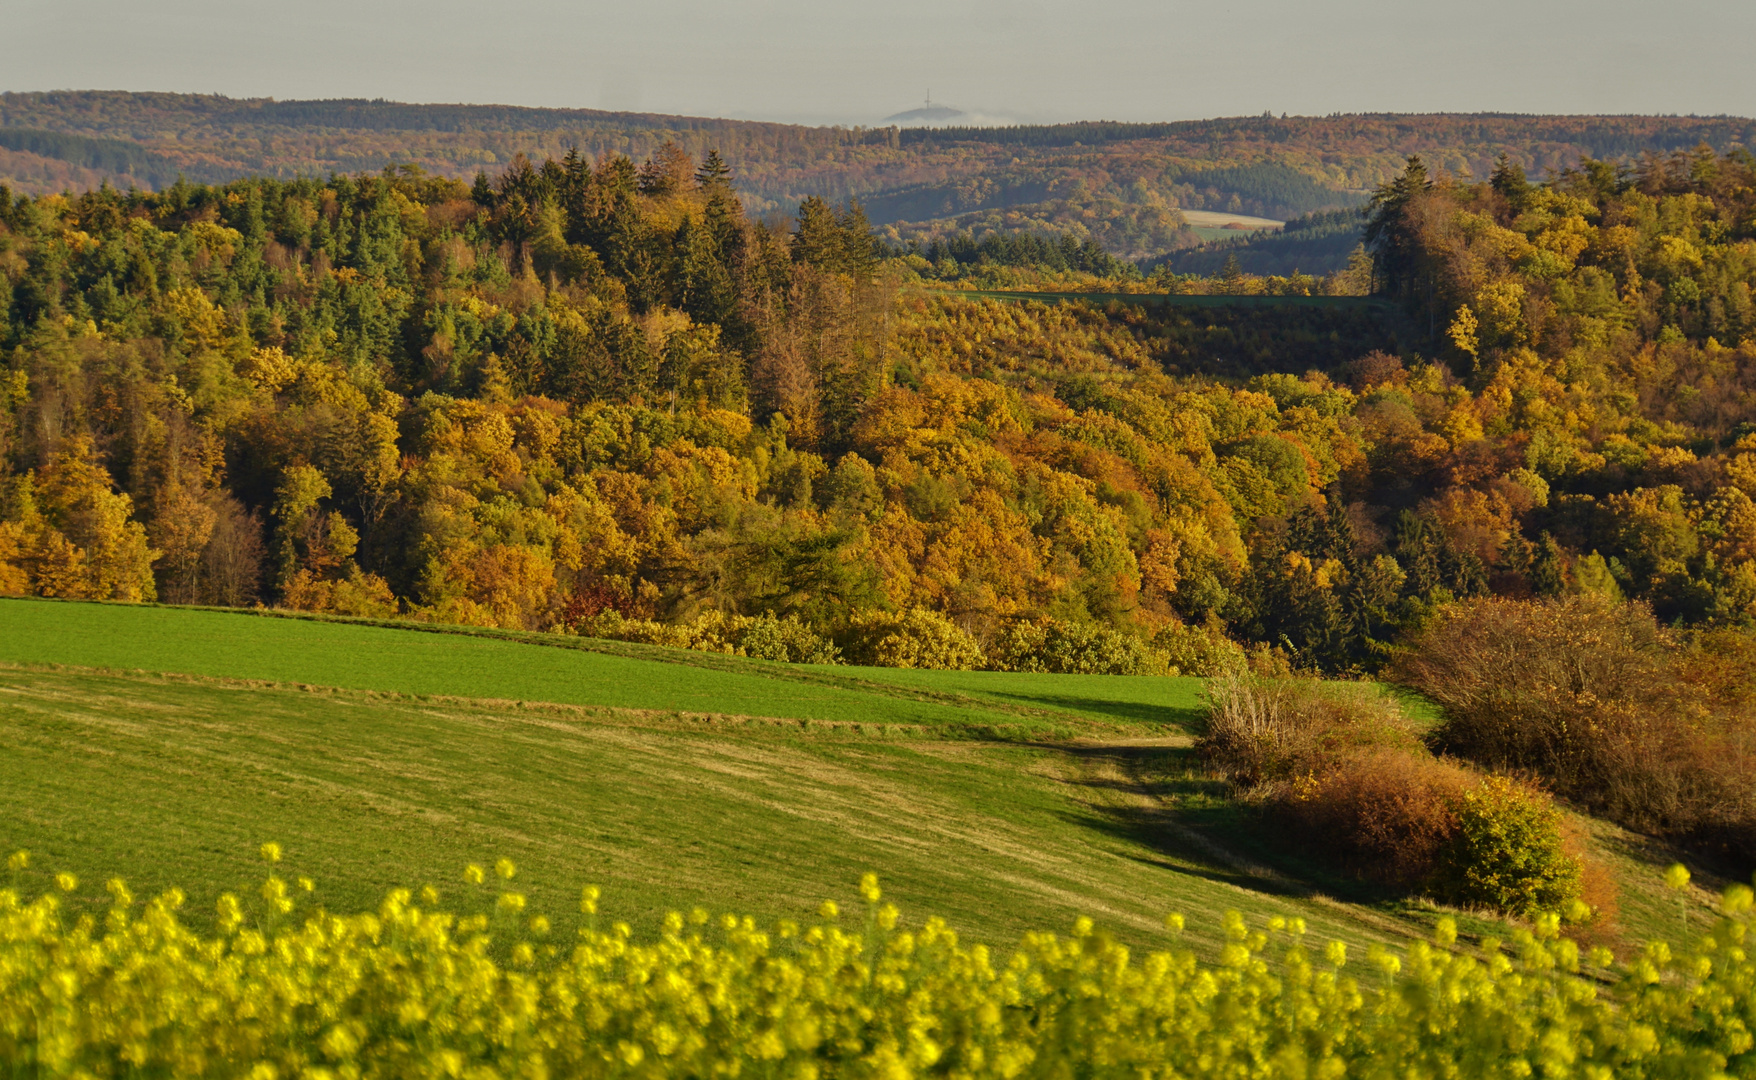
left=1049, top=742, right=1409, bottom=909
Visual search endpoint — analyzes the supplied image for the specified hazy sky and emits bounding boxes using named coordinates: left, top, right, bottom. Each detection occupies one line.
left=7, top=0, right=1754, bottom=127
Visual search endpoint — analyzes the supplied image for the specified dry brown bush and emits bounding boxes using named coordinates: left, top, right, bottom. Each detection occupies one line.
left=1279, top=751, right=1603, bottom=921
left=1205, top=656, right=1609, bottom=917
left=1395, top=595, right=1756, bottom=856
left=1280, top=750, right=1472, bottom=887
left=1199, top=673, right=1419, bottom=786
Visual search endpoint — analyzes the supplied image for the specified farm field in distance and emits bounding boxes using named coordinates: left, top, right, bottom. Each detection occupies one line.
left=1177, top=208, right=1285, bottom=242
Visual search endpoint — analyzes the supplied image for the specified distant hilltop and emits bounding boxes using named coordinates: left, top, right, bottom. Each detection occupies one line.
left=884, top=104, right=969, bottom=128
left=3, top=92, right=1754, bottom=257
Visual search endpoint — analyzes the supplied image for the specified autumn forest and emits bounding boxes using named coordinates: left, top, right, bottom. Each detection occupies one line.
left=1, top=120, right=1755, bottom=677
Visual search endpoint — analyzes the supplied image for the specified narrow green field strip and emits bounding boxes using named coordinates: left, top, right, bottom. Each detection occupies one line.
left=235, top=608, right=1200, bottom=732
left=0, top=599, right=1197, bottom=734
left=838, top=667, right=1207, bottom=733
left=0, top=599, right=1053, bottom=731
left=921, top=287, right=1407, bottom=311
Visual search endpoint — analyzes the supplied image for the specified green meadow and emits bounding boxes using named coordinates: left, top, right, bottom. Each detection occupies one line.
left=0, top=597, right=1716, bottom=958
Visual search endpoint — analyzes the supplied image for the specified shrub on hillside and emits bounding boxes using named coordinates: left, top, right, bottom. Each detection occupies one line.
left=736, top=614, right=842, bottom=664
left=1281, top=755, right=1589, bottom=916
left=991, top=618, right=1169, bottom=675
left=1395, top=595, right=1756, bottom=855
left=577, top=609, right=734, bottom=651
left=1151, top=619, right=1246, bottom=676
left=1212, top=666, right=1595, bottom=917
left=1443, top=776, right=1583, bottom=917
left=580, top=610, right=841, bottom=664
left=1200, top=673, right=1418, bottom=785
left=842, top=609, right=985, bottom=669
left=1282, top=750, right=1471, bottom=887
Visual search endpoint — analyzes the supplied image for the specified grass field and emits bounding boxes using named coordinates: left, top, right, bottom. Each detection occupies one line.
left=0, top=661, right=1499, bottom=963
left=1178, top=209, right=1283, bottom=243
left=1177, top=210, right=1284, bottom=230
left=0, top=597, right=1721, bottom=959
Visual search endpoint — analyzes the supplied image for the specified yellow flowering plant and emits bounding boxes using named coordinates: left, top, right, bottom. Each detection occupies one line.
left=4, top=853, right=1756, bottom=1078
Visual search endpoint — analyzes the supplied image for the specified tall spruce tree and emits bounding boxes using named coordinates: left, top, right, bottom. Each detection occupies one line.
left=1362, top=155, right=1432, bottom=300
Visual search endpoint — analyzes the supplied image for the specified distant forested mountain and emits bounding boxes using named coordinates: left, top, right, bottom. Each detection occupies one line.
left=2, top=92, right=1752, bottom=266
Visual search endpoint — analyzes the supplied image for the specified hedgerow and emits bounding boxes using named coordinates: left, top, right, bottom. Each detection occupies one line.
left=3, top=850, right=1754, bottom=1078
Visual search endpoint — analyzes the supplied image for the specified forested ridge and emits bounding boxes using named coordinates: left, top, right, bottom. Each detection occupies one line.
left=2, top=141, right=1755, bottom=674
left=5, top=92, right=1755, bottom=261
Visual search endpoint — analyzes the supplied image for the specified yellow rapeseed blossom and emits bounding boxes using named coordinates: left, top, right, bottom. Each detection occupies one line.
left=2, top=867, right=1755, bottom=1077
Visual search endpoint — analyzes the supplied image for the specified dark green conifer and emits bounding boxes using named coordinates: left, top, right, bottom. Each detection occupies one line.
left=695, top=150, right=731, bottom=189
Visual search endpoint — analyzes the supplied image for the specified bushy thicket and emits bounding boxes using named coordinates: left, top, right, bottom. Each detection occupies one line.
left=579, top=607, right=1173, bottom=674
left=1397, top=595, right=1756, bottom=858
left=1201, top=675, right=1588, bottom=916
left=989, top=618, right=1170, bottom=676
left=4, top=853, right=1754, bottom=1078
left=1283, top=750, right=1472, bottom=888
left=1444, top=776, right=1584, bottom=917
left=578, top=610, right=843, bottom=664
left=1200, top=673, right=1418, bottom=785
left=841, top=608, right=985, bottom=670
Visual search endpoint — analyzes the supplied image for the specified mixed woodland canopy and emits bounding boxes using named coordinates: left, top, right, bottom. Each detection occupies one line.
left=2, top=137, right=1755, bottom=674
